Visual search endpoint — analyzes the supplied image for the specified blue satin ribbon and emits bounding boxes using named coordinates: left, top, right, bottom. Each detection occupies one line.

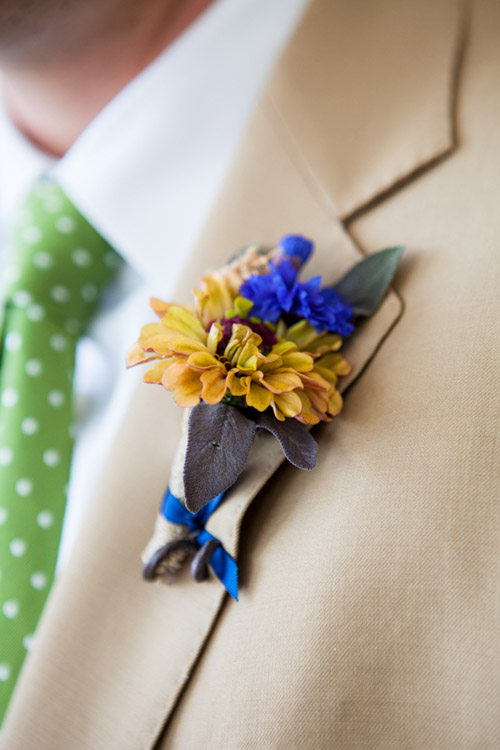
left=160, top=488, right=238, bottom=601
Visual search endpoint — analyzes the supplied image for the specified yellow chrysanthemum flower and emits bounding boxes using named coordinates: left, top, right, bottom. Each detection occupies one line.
left=128, top=304, right=313, bottom=419
left=277, top=319, right=351, bottom=424
left=194, top=271, right=239, bottom=329
left=127, top=296, right=351, bottom=424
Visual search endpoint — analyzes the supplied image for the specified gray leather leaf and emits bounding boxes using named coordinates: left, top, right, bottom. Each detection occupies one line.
left=255, top=412, right=318, bottom=470
left=184, top=403, right=256, bottom=513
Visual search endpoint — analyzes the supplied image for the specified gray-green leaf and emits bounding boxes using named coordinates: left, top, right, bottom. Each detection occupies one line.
left=255, top=412, right=318, bottom=470
left=184, top=403, right=256, bottom=513
left=331, top=246, right=403, bottom=317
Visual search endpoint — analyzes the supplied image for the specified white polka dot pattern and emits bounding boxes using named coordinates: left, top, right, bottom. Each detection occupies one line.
left=12, top=290, right=31, bottom=308
left=0, top=448, right=13, bottom=466
left=22, top=634, right=34, bottom=651
left=1, top=388, right=18, bottom=408
left=50, top=333, right=68, bottom=352
left=24, top=359, right=43, bottom=377
left=30, top=572, right=47, bottom=590
left=0, top=178, right=122, bottom=721
left=26, top=303, right=45, bottom=322
left=21, top=417, right=39, bottom=435
left=14, top=479, right=33, bottom=497
left=5, top=332, right=22, bottom=352
left=9, top=540, right=27, bottom=558
left=47, top=389, right=65, bottom=408
left=32, top=251, right=53, bottom=270
left=36, top=511, right=54, bottom=529
left=55, top=216, right=76, bottom=233
left=50, top=285, right=71, bottom=304
left=2, top=601, right=19, bottom=619
left=72, top=248, right=92, bottom=267
left=42, top=450, right=60, bottom=468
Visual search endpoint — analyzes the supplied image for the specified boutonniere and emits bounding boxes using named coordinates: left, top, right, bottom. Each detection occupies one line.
left=127, top=236, right=402, bottom=600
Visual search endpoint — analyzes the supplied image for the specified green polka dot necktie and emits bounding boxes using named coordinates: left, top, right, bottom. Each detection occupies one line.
left=0, top=179, right=121, bottom=723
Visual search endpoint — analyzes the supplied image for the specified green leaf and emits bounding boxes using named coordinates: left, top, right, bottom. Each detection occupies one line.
left=184, top=403, right=256, bottom=513
left=331, top=246, right=403, bottom=318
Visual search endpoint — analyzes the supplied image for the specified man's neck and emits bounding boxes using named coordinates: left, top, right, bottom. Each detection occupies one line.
left=1, top=0, right=213, bottom=158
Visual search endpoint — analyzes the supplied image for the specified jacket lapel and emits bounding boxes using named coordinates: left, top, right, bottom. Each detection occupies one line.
left=2, top=1, right=465, bottom=748
left=263, top=0, right=466, bottom=220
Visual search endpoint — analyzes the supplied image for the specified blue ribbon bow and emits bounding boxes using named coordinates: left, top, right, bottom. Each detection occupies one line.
left=160, top=488, right=238, bottom=601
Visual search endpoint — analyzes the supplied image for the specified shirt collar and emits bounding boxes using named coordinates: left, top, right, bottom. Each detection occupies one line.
left=44, top=0, right=308, bottom=291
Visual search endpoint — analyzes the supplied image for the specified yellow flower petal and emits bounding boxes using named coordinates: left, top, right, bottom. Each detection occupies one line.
left=259, top=370, right=303, bottom=394
left=259, top=352, right=283, bottom=372
left=138, top=322, right=165, bottom=340
left=280, top=351, right=314, bottom=372
left=328, top=389, right=343, bottom=416
left=307, top=333, right=342, bottom=356
left=140, top=334, right=173, bottom=355
left=236, top=343, right=260, bottom=370
left=246, top=382, right=272, bottom=411
left=162, top=306, right=207, bottom=342
left=150, top=297, right=171, bottom=318
left=299, top=372, right=330, bottom=391
left=187, top=351, right=221, bottom=369
left=126, top=343, right=157, bottom=367
left=317, top=352, right=351, bottom=376
left=166, top=335, right=208, bottom=356
left=207, top=323, right=223, bottom=354
left=227, top=370, right=249, bottom=396
left=200, top=368, right=228, bottom=404
left=194, top=271, right=237, bottom=327
left=281, top=321, right=343, bottom=356
left=306, top=388, right=330, bottom=415
left=143, top=360, right=172, bottom=383
left=272, top=391, right=303, bottom=419
left=223, top=324, right=261, bottom=367
left=312, top=366, right=339, bottom=387
left=295, top=391, right=321, bottom=425
left=161, top=361, right=203, bottom=407
left=270, top=340, right=297, bottom=357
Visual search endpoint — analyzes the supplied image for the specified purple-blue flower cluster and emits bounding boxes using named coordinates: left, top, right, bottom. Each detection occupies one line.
left=239, top=236, right=354, bottom=336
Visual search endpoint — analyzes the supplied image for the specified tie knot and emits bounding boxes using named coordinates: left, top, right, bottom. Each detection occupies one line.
left=3, top=180, right=122, bottom=334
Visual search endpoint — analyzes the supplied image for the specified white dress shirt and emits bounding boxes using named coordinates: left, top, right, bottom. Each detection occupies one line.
left=0, top=0, right=309, bottom=571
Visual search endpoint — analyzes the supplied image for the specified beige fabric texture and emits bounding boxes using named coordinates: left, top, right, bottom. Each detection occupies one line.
left=4, top=0, right=500, bottom=748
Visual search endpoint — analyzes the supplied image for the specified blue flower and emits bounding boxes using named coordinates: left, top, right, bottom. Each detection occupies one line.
left=239, top=261, right=354, bottom=336
left=297, top=285, right=354, bottom=336
left=278, top=234, right=313, bottom=265
left=239, top=272, right=283, bottom=324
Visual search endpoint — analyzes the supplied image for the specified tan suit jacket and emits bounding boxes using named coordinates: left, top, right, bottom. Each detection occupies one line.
left=4, top=0, right=500, bottom=747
